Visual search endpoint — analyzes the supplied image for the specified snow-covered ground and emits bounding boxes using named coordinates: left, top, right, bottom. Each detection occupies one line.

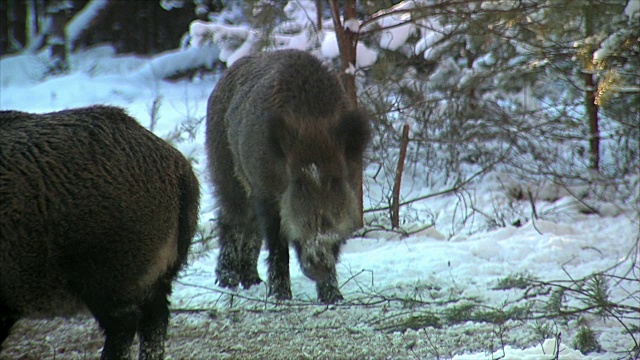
left=1, top=47, right=638, bottom=359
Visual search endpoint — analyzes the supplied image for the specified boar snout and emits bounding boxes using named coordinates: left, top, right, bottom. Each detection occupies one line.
left=293, top=233, right=342, bottom=283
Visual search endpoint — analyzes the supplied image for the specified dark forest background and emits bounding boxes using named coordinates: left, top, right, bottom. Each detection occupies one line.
left=1, top=0, right=225, bottom=56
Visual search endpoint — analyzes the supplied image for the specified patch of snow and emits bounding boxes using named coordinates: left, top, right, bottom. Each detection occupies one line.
left=345, top=62, right=357, bottom=75
left=344, top=18, right=360, bottom=33
left=356, top=42, right=378, bottom=68
left=287, top=30, right=315, bottom=51
left=377, top=8, right=414, bottom=51
left=224, top=33, right=256, bottom=66
left=593, top=31, right=627, bottom=63
left=133, top=45, right=219, bottom=81
left=160, top=0, right=185, bottom=11
left=283, top=0, right=317, bottom=25
left=453, top=338, right=588, bottom=359
left=320, top=31, right=340, bottom=59
left=66, top=0, right=111, bottom=47
left=624, top=0, right=640, bottom=18
left=0, top=51, right=50, bottom=87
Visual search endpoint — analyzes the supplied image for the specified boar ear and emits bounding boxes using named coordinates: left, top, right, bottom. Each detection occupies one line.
left=267, top=114, right=293, bottom=158
left=335, top=111, right=371, bottom=160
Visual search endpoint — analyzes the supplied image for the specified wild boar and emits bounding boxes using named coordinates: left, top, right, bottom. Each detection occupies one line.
left=0, top=106, right=200, bottom=360
left=206, top=49, right=370, bottom=304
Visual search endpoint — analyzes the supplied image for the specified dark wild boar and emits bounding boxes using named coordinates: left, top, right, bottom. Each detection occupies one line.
left=206, top=49, right=370, bottom=304
left=0, top=106, right=200, bottom=360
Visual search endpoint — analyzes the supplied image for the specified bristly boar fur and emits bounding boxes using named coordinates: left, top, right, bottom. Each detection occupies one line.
left=0, top=106, right=200, bottom=360
left=206, top=49, right=370, bottom=304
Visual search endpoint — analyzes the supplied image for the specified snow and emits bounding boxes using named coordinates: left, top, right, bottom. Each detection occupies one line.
left=320, top=31, right=340, bottom=59
left=1, top=45, right=638, bottom=359
left=189, top=20, right=250, bottom=49
left=376, top=6, right=414, bottom=51
left=65, top=0, right=111, bottom=47
left=283, top=0, right=317, bottom=25
left=379, top=21, right=413, bottom=51
left=625, top=0, right=640, bottom=19
left=480, top=1, right=520, bottom=11
left=454, top=339, right=587, bottom=359
left=133, top=44, right=220, bottom=80
left=160, top=0, right=185, bottom=11
left=287, top=30, right=314, bottom=51
left=0, top=51, right=51, bottom=87
left=356, top=42, right=378, bottom=68
left=344, top=18, right=360, bottom=33
left=370, top=3, right=455, bottom=59
left=223, top=32, right=256, bottom=66
left=188, top=0, right=378, bottom=73
left=593, top=32, right=623, bottom=63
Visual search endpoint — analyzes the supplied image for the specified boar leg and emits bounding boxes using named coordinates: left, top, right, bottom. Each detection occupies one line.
left=238, top=218, right=263, bottom=289
left=137, top=279, right=171, bottom=360
left=216, top=220, right=262, bottom=289
left=316, top=269, right=344, bottom=304
left=253, top=197, right=292, bottom=300
left=216, top=220, right=243, bottom=288
left=88, top=300, right=139, bottom=360
left=62, top=257, right=139, bottom=359
left=213, top=141, right=263, bottom=289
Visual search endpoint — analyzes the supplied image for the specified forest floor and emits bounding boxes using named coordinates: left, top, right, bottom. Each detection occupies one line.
left=0, top=305, right=569, bottom=360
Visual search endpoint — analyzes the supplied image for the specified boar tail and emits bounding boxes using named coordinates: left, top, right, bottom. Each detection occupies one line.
left=176, top=163, right=201, bottom=269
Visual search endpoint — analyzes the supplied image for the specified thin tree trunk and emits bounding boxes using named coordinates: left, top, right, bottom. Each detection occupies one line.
left=46, top=0, right=72, bottom=74
left=585, top=72, right=600, bottom=172
left=24, top=0, right=48, bottom=53
left=26, top=0, right=37, bottom=46
left=328, top=0, right=358, bottom=108
left=328, top=0, right=365, bottom=227
left=392, top=124, right=410, bottom=229
left=6, top=0, right=24, bottom=52
left=316, top=0, right=323, bottom=31
left=584, top=0, right=600, bottom=172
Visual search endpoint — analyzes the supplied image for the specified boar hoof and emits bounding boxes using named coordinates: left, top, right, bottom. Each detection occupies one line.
left=215, top=269, right=241, bottom=289
left=269, top=282, right=293, bottom=301
left=240, top=273, right=263, bottom=289
left=317, top=283, right=343, bottom=304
